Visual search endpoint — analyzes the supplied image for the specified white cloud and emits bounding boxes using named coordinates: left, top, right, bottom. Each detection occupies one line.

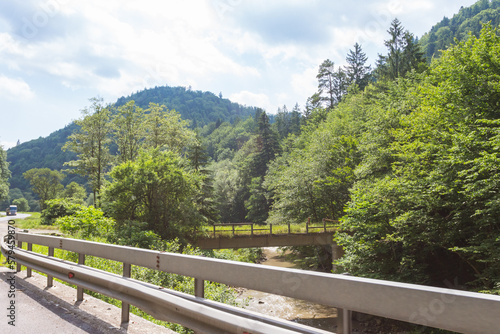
left=229, top=90, right=272, bottom=111
left=0, top=140, right=17, bottom=150
left=0, top=75, right=34, bottom=100
left=291, top=67, right=317, bottom=100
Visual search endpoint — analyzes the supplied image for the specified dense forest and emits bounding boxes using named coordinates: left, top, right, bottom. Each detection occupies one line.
left=115, top=85, right=257, bottom=127
left=1, top=0, right=499, bottom=296
left=420, top=0, right=500, bottom=59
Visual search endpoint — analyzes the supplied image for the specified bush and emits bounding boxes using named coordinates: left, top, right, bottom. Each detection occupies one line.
left=55, top=206, right=115, bottom=238
left=42, top=198, right=84, bottom=225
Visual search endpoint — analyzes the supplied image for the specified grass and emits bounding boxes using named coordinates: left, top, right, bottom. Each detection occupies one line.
left=9, top=212, right=58, bottom=230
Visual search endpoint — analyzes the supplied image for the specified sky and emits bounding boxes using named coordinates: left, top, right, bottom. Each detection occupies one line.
left=0, top=0, right=479, bottom=149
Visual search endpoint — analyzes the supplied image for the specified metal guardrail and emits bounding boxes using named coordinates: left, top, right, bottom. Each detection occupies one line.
left=3, top=232, right=500, bottom=334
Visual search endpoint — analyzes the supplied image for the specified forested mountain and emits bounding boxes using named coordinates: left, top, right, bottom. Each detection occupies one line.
left=419, top=0, right=500, bottom=60
left=4, top=86, right=257, bottom=208
left=2, top=123, right=82, bottom=210
left=115, top=85, right=256, bottom=128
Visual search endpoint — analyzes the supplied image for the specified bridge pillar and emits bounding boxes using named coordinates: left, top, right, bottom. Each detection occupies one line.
left=332, top=243, right=344, bottom=272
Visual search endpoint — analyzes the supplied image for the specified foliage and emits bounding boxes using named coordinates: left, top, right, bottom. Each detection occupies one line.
left=0, top=145, right=10, bottom=202
left=376, top=18, right=427, bottom=81
left=61, top=181, right=87, bottom=204
left=6, top=123, right=81, bottom=194
left=336, top=25, right=500, bottom=291
left=63, top=97, right=113, bottom=207
left=12, top=197, right=30, bottom=212
left=419, top=0, right=500, bottom=60
left=143, top=102, right=195, bottom=153
left=55, top=206, right=115, bottom=238
left=23, top=168, right=65, bottom=211
left=112, top=100, right=145, bottom=163
left=103, top=149, right=201, bottom=240
left=345, top=42, right=371, bottom=90
left=42, top=198, right=85, bottom=225
left=115, top=85, right=256, bottom=127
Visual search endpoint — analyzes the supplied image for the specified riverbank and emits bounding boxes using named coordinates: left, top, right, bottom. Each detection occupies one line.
left=236, top=247, right=338, bottom=332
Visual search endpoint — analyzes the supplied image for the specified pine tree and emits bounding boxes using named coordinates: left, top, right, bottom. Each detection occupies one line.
left=346, top=43, right=371, bottom=90
left=376, top=18, right=426, bottom=80
left=316, top=59, right=336, bottom=109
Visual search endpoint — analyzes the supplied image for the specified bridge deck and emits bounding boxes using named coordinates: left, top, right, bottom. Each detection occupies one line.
left=193, top=232, right=336, bottom=249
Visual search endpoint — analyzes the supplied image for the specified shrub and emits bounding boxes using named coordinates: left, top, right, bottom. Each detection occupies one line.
left=55, top=206, right=115, bottom=238
left=42, top=198, right=85, bottom=225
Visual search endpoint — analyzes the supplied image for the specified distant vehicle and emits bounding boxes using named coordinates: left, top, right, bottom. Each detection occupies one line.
left=6, top=205, right=17, bottom=216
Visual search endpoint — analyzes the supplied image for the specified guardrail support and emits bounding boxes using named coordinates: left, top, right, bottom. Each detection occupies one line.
left=194, top=278, right=205, bottom=298
left=26, top=243, right=32, bottom=277
left=122, top=262, right=131, bottom=323
left=77, top=253, right=85, bottom=301
left=16, top=240, right=22, bottom=272
left=337, top=308, right=352, bottom=334
left=47, top=247, right=54, bottom=287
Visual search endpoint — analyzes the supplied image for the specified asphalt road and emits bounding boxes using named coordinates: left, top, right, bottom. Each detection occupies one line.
left=0, top=213, right=175, bottom=334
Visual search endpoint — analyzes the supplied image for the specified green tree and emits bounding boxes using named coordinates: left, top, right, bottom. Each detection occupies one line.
left=346, top=43, right=371, bottom=90
left=23, top=168, right=65, bottom=211
left=187, top=137, right=220, bottom=225
left=103, top=149, right=201, bottom=240
left=0, top=145, right=10, bottom=202
left=143, top=103, right=195, bottom=153
left=337, top=25, right=500, bottom=291
left=316, top=59, right=336, bottom=109
left=376, top=19, right=426, bottom=80
left=112, top=100, right=144, bottom=163
left=62, top=181, right=87, bottom=204
left=245, top=177, right=269, bottom=224
left=12, top=197, right=29, bottom=212
left=63, top=98, right=113, bottom=207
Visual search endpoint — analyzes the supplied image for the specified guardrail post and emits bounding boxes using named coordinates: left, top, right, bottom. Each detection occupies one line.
left=26, top=243, right=32, bottom=277
left=122, top=262, right=131, bottom=323
left=269, top=224, right=272, bottom=235
left=77, top=253, right=85, bottom=301
left=16, top=240, right=22, bottom=272
left=194, top=278, right=205, bottom=298
left=251, top=224, right=254, bottom=236
left=288, top=222, right=291, bottom=234
left=232, top=224, right=235, bottom=236
left=337, top=308, right=352, bottom=334
left=47, top=247, right=54, bottom=287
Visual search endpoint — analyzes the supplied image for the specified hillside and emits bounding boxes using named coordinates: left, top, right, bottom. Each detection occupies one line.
left=115, top=86, right=256, bottom=128
left=5, top=85, right=257, bottom=202
left=419, top=0, right=500, bottom=60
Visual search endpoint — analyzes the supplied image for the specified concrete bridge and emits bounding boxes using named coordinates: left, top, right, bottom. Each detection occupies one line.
left=193, top=221, right=338, bottom=249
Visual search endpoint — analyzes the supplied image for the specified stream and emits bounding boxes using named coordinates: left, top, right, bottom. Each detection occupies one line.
left=236, top=247, right=338, bottom=332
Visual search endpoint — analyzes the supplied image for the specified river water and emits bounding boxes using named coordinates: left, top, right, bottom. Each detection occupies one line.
left=236, top=247, right=338, bottom=332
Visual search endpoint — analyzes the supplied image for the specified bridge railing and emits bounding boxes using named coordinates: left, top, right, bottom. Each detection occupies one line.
left=210, top=219, right=338, bottom=237
left=4, top=232, right=500, bottom=334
